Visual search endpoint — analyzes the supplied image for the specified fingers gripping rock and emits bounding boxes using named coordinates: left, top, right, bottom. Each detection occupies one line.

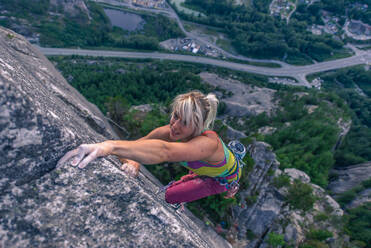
left=78, top=148, right=99, bottom=169
left=57, top=144, right=106, bottom=168
left=120, top=162, right=140, bottom=177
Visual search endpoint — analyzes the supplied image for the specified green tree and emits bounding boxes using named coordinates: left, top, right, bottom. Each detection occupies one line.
left=266, top=232, right=286, bottom=247
left=287, top=180, right=316, bottom=211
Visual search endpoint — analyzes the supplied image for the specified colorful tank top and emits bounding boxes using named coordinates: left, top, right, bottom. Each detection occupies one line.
left=179, top=130, right=242, bottom=183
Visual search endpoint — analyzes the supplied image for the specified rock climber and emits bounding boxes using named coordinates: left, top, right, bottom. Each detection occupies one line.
left=58, top=90, right=245, bottom=206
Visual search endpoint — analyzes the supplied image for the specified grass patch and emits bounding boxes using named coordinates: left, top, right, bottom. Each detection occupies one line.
left=285, top=53, right=314, bottom=65
left=216, top=38, right=237, bottom=54
left=358, top=45, right=371, bottom=50
left=320, top=48, right=353, bottom=62
left=225, top=57, right=282, bottom=68
left=266, top=232, right=286, bottom=247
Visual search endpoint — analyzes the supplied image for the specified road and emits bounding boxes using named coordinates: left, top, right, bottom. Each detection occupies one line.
left=92, top=0, right=371, bottom=72
left=37, top=46, right=371, bottom=87
left=92, top=0, right=289, bottom=67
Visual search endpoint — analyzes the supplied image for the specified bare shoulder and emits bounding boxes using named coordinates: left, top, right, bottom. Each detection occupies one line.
left=189, top=130, right=219, bottom=147
left=202, top=130, right=219, bottom=140
left=156, top=125, right=171, bottom=139
left=141, top=125, right=171, bottom=141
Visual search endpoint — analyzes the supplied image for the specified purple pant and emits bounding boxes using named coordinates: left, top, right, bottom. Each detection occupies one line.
left=165, top=172, right=227, bottom=204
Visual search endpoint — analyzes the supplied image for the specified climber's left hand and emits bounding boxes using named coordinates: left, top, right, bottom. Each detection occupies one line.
left=57, top=142, right=111, bottom=169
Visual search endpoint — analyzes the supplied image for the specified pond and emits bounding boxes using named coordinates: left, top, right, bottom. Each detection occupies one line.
left=104, top=8, right=145, bottom=32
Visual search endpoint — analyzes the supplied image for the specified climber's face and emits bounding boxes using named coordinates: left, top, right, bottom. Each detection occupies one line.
left=169, top=112, right=194, bottom=142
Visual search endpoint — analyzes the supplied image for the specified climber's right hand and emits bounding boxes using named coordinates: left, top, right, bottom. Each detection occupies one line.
left=119, top=158, right=140, bottom=177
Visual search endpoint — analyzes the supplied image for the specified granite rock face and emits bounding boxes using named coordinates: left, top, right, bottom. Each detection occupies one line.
left=0, top=27, right=230, bottom=248
left=232, top=141, right=348, bottom=248
left=328, top=162, right=371, bottom=195
left=200, top=72, right=277, bottom=117
left=328, top=162, right=371, bottom=209
left=49, top=0, right=91, bottom=20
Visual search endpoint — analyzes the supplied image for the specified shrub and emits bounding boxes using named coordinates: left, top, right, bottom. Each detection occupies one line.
left=187, top=193, right=237, bottom=226
left=361, top=178, right=371, bottom=189
left=314, top=212, right=329, bottom=222
left=245, top=193, right=258, bottom=206
left=246, top=229, right=256, bottom=240
left=299, top=240, right=329, bottom=248
left=287, top=180, right=316, bottom=211
left=273, top=174, right=291, bottom=188
left=266, top=232, right=285, bottom=247
left=337, top=190, right=357, bottom=207
left=349, top=240, right=367, bottom=248
left=345, top=202, right=371, bottom=247
left=307, top=229, right=333, bottom=241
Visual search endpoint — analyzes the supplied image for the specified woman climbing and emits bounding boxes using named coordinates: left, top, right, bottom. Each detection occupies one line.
left=58, top=90, right=245, bottom=205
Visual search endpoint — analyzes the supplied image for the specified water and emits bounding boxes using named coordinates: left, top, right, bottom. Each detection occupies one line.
left=104, top=8, right=144, bottom=31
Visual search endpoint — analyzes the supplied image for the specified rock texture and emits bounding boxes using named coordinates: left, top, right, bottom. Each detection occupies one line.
left=0, top=26, right=230, bottom=248
left=232, top=141, right=348, bottom=248
left=49, top=0, right=91, bottom=20
left=328, top=162, right=371, bottom=209
left=1, top=0, right=91, bottom=45
left=200, top=72, right=277, bottom=117
left=328, top=162, right=371, bottom=195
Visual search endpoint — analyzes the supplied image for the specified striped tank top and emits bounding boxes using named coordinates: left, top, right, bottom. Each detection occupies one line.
left=179, top=130, right=242, bottom=183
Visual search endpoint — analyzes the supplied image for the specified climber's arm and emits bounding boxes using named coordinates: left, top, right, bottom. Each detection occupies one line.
left=137, top=124, right=171, bottom=141
left=105, top=134, right=218, bottom=165
left=57, top=135, right=217, bottom=168
left=119, top=124, right=170, bottom=161
left=117, top=125, right=171, bottom=173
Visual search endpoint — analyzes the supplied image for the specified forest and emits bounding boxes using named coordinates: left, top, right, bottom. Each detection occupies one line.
left=228, top=88, right=349, bottom=188
left=175, top=0, right=369, bottom=64
left=306, top=66, right=371, bottom=167
left=1, top=0, right=367, bottom=64
left=0, top=0, right=184, bottom=49
left=347, top=0, right=371, bottom=25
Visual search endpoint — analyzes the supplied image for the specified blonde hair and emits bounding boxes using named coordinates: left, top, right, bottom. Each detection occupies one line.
left=171, top=91, right=219, bottom=136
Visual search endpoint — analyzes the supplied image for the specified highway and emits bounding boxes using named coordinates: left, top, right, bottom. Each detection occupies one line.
left=37, top=46, right=370, bottom=87
left=41, top=0, right=371, bottom=86
left=92, top=0, right=289, bottom=67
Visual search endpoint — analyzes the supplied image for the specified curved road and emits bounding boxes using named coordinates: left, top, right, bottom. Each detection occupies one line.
left=93, top=0, right=289, bottom=67
left=37, top=46, right=370, bottom=87
left=92, top=0, right=371, bottom=73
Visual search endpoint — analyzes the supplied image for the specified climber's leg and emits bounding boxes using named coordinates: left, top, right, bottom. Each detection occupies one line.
left=165, top=176, right=227, bottom=204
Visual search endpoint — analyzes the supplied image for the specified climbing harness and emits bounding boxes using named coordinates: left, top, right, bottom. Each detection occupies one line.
left=216, top=140, right=247, bottom=197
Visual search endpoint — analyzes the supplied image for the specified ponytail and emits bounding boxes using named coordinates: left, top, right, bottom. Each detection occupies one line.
left=204, top=93, right=219, bottom=130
